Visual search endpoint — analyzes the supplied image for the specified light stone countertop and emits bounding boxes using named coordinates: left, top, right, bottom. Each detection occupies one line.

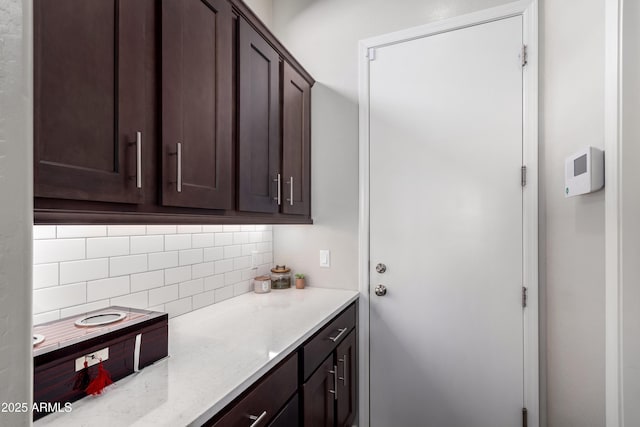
left=36, top=287, right=359, bottom=427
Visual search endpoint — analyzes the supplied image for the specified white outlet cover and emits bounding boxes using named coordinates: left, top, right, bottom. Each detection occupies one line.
left=320, top=250, right=331, bottom=268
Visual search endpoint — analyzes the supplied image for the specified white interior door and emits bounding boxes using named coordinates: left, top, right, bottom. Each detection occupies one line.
left=369, top=16, right=524, bottom=427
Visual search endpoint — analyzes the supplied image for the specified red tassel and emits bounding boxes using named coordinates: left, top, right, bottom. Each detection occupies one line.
left=85, top=359, right=113, bottom=395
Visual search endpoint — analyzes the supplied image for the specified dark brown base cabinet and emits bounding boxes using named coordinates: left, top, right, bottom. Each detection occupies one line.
left=34, top=0, right=313, bottom=225
left=206, top=302, right=358, bottom=427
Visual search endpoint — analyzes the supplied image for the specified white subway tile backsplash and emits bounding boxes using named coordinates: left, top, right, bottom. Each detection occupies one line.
left=33, top=224, right=272, bottom=323
left=214, top=285, right=234, bottom=303
left=223, top=245, right=242, bottom=259
left=33, top=263, right=59, bottom=289
left=34, top=239, right=85, bottom=264
left=215, top=233, right=233, bottom=246
left=131, top=235, right=164, bottom=254
left=192, top=290, right=215, bottom=310
left=33, top=225, right=56, bottom=239
left=179, top=278, right=204, bottom=298
left=248, top=232, right=263, bottom=243
left=165, top=297, right=192, bottom=318
left=131, top=270, right=165, bottom=292
left=233, top=256, right=250, bottom=270
left=215, top=259, right=234, bottom=274
left=60, top=300, right=110, bottom=318
left=87, top=276, right=130, bottom=302
left=110, top=254, right=148, bottom=276
left=87, top=237, right=130, bottom=259
left=179, top=248, right=203, bottom=266
left=57, top=226, right=107, bottom=238
left=108, top=225, right=146, bottom=237
left=177, top=225, right=202, bottom=234
left=60, top=259, right=109, bottom=284
left=165, top=234, right=191, bottom=250
left=242, top=243, right=257, bottom=256
left=146, top=225, right=177, bottom=235
left=149, top=285, right=179, bottom=306
left=192, top=262, right=215, bottom=279
left=203, top=247, right=224, bottom=262
left=34, top=282, right=86, bottom=313
left=165, top=266, right=192, bottom=285
left=192, top=233, right=215, bottom=248
left=148, top=251, right=179, bottom=270
left=204, top=274, right=225, bottom=291
left=111, top=291, right=148, bottom=309
left=34, top=310, right=61, bottom=325
left=233, top=232, right=249, bottom=245
left=233, top=280, right=252, bottom=296
left=224, top=270, right=242, bottom=286
left=202, top=225, right=223, bottom=232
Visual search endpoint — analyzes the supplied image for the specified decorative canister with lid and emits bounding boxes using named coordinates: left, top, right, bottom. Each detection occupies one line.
left=253, top=275, right=271, bottom=294
left=270, top=265, right=292, bottom=289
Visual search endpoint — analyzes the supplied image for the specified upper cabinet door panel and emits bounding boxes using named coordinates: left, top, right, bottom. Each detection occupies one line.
left=238, top=18, right=281, bottom=214
left=161, top=0, right=234, bottom=210
left=282, top=62, right=311, bottom=216
left=34, top=0, right=149, bottom=203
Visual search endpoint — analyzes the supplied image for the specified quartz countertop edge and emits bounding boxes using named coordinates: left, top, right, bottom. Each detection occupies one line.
left=35, top=287, right=359, bottom=427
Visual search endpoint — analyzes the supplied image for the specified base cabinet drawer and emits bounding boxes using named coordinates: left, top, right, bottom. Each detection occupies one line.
left=207, top=354, right=298, bottom=427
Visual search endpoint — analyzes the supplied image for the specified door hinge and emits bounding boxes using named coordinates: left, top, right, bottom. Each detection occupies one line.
left=522, top=287, right=528, bottom=308
left=368, top=47, right=376, bottom=61
left=521, top=45, right=528, bottom=67
left=522, top=407, right=528, bottom=427
left=521, top=165, right=527, bottom=187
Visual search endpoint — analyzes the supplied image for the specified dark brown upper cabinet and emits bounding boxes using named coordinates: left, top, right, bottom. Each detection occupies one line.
left=34, top=0, right=152, bottom=204
left=237, top=17, right=281, bottom=214
left=282, top=62, right=312, bottom=216
left=34, top=0, right=314, bottom=225
left=161, top=0, right=234, bottom=210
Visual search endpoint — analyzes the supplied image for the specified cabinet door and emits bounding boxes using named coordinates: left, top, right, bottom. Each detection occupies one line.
left=336, top=330, right=357, bottom=427
left=303, top=356, right=336, bottom=427
left=268, top=394, right=299, bottom=427
left=238, top=18, right=281, bottom=213
left=281, top=62, right=311, bottom=216
left=161, top=0, right=234, bottom=209
left=34, top=0, right=150, bottom=203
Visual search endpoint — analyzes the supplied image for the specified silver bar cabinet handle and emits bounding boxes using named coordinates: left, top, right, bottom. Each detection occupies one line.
left=329, top=327, right=348, bottom=343
left=286, top=176, right=294, bottom=206
left=248, top=411, right=267, bottom=427
left=328, top=366, right=338, bottom=400
left=176, top=142, right=182, bottom=193
left=273, top=173, right=281, bottom=205
left=338, top=355, right=347, bottom=386
left=136, top=132, right=142, bottom=189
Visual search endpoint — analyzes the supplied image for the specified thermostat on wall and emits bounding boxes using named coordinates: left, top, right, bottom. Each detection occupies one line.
left=565, top=146, right=604, bottom=197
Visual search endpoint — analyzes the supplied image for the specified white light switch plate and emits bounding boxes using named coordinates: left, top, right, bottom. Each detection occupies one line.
left=320, top=250, right=331, bottom=268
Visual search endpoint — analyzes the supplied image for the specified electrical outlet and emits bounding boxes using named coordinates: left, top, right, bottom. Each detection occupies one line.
left=320, top=250, right=331, bottom=268
left=251, top=251, right=259, bottom=268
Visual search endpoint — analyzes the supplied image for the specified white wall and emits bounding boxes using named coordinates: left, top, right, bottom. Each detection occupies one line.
left=269, top=0, right=606, bottom=425
left=243, top=0, right=273, bottom=27
left=33, top=225, right=273, bottom=324
left=622, top=0, right=640, bottom=424
left=0, top=0, right=33, bottom=424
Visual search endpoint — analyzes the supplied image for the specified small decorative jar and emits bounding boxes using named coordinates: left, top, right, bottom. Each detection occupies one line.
left=253, top=275, right=271, bottom=294
left=270, top=265, right=292, bottom=289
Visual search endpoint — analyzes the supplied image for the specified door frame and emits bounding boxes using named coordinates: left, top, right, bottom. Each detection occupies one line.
left=357, top=1, right=539, bottom=426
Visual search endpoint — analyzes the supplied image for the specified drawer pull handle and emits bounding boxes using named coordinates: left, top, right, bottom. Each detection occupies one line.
left=338, top=355, right=347, bottom=386
left=176, top=142, right=182, bottom=193
left=329, top=327, right=348, bottom=342
left=328, top=365, right=338, bottom=400
left=248, top=411, right=267, bottom=426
